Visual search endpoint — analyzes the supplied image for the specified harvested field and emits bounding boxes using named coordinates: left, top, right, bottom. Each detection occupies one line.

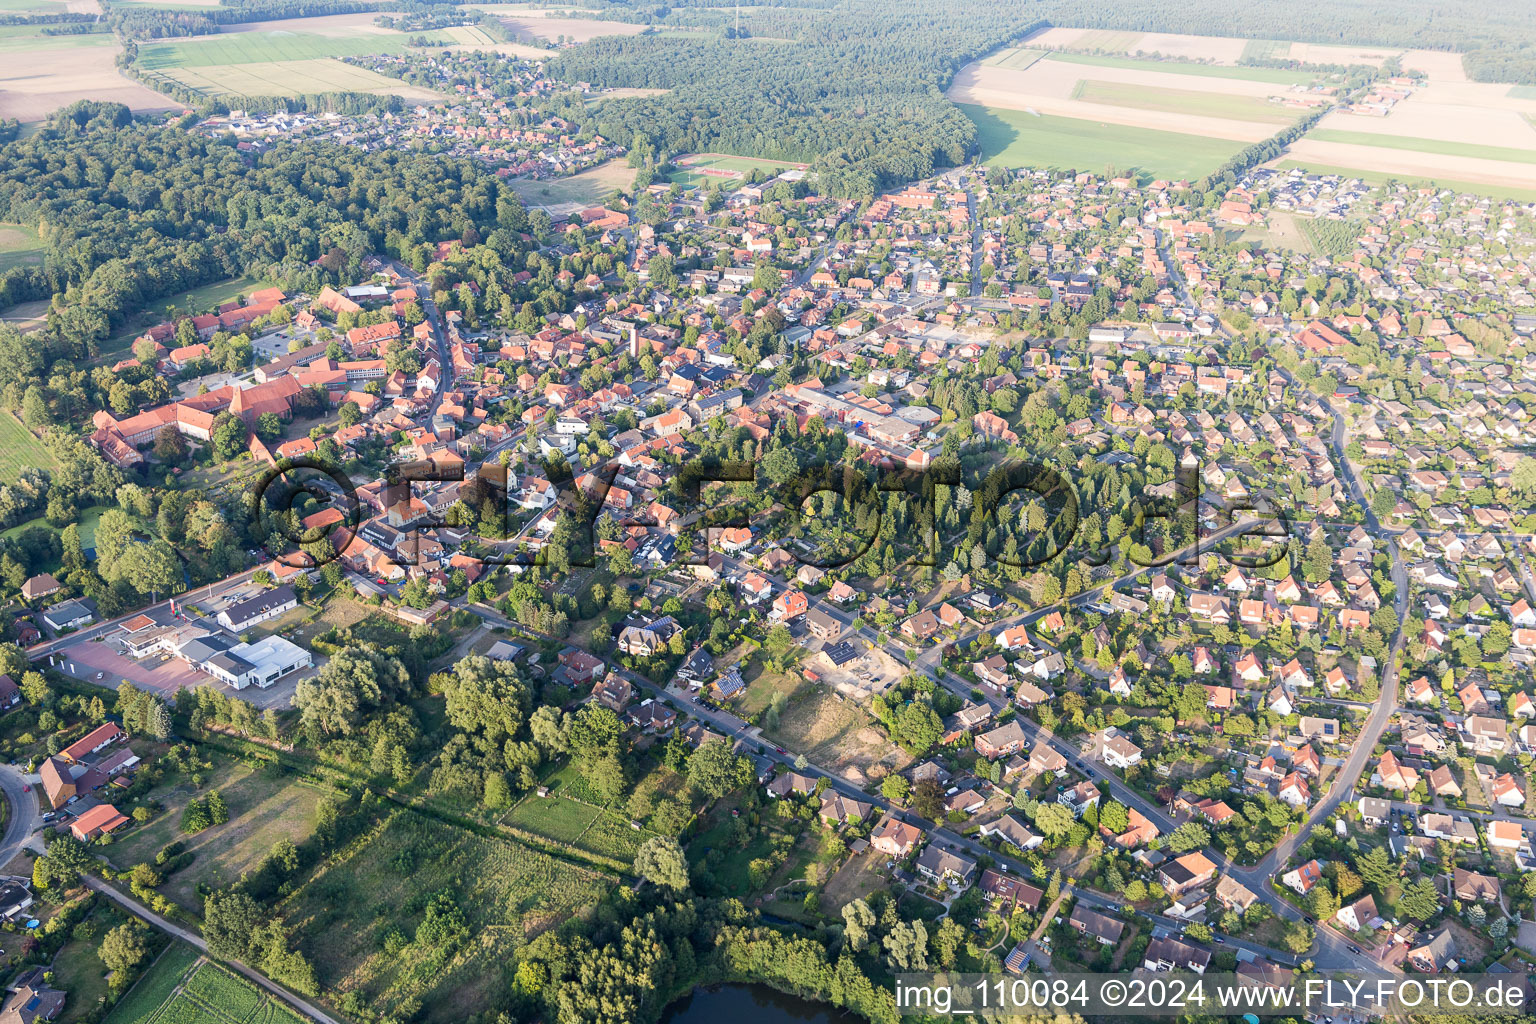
left=0, top=39, right=175, bottom=121
left=1039, top=50, right=1314, bottom=85
left=1312, top=86, right=1536, bottom=149
left=1284, top=42, right=1401, bottom=66
left=494, top=14, right=644, bottom=42
left=1401, top=49, right=1466, bottom=82
left=1306, top=128, right=1536, bottom=165
left=1272, top=156, right=1536, bottom=203
left=1133, top=32, right=1247, bottom=63
left=208, top=12, right=401, bottom=36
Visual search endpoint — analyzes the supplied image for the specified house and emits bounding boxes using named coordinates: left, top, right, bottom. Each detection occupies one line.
left=869, top=814, right=922, bottom=857
left=916, top=844, right=977, bottom=885
left=975, top=720, right=1027, bottom=759
left=41, top=599, right=93, bottom=632
left=1282, top=859, right=1324, bottom=894
left=1143, top=935, right=1211, bottom=974
left=806, top=607, right=842, bottom=641
left=1296, top=716, right=1340, bottom=744
left=1028, top=742, right=1067, bottom=776
left=1215, top=875, right=1258, bottom=914
left=1487, top=820, right=1529, bottom=852
left=1357, top=797, right=1392, bottom=826
left=1491, top=773, right=1525, bottom=807
left=60, top=722, right=123, bottom=765
left=978, top=869, right=1043, bottom=912
left=592, top=674, right=633, bottom=712
left=19, top=574, right=61, bottom=602
left=558, top=649, right=604, bottom=685
left=1059, top=780, right=1100, bottom=816
left=1420, top=812, right=1478, bottom=844
left=217, top=585, right=298, bottom=632
left=1408, top=928, right=1457, bottom=973
left=1159, top=851, right=1216, bottom=895
left=1098, top=731, right=1143, bottom=768
left=1461, top=715, right=1508, bottom=754
left=0, top=967, right=65, bottom=1024
left=1336, top=894, right=1379, bottom=933
left=1452, top=868, right=1500, bottom=903
left=38, top=758, right=78, bottom=810
left=771, top=590, right=809, bottom=622
left=626, top=698, right=676, bottom=733
left=1068, top=906, right=1125, bottom=945
left=70, top=803, right=129, bottom=841
left=819, top=791, right=873, bottom=826
left=0, top=675, right=20, bottom=712
left=1376, top=751, right=1419, bottom=792
left=978, top=814, right=1042, bottom=851
left=766, top=771, right=817, bottom=799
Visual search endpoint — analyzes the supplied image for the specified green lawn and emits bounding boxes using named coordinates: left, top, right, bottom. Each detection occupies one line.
left=0, top=223, right=43, bottom=274
left=960, top=102, right=1244, bottom=179
left=1042, top=51, right=1315, bottom=85
left=0, top=412, right=59, bottom=485
left=2, top=506, right=108, bottom=554
left=1304, top=127, right=1536, bottom=164
left=1273, top=158, right=1536, bottom=203
left=137, top=31, right=445, bottom=70
left=102, top=943, right=200, bottom=1024
left=51, top=933, right=115, bottom=1024
left=146, top=274, right=279, bottom=318
left=1072, top=78, right=1301, bottom=124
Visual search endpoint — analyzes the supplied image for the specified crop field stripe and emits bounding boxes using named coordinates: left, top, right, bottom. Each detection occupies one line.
left=1240, top=39, right=1287, bottom=62
left=1071, top=78, right=1300, bottom=124
left=1508, top=85, right=1536, bottom=100
left=1304, top=128, right=1536, bottom=165
left=1043, top=51, right=1314, bottom=85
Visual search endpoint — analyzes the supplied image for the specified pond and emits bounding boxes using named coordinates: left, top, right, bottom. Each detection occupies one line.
left=661, top=983, right=854, bottom=1024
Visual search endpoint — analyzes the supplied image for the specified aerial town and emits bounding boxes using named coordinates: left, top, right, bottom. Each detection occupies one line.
left=0, top=3, right=1532, bottom=1024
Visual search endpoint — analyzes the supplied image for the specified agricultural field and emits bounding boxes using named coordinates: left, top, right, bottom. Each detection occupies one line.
left=958, top=103, right=1248, bottom=181
left=1304, top=128, right=1536, bottom=165
left=980, top=47, right=1046, bottom=71
left=145, top=60, right=443, bottom=102
left=505, top=158, right=637, bottom=212
left=947, top=48, right=1320, bottom=166
left=279, top=808, right=611, bottom=1024
left=1026, top=26, right=1250, bottom=65
left=136, top=32, right=430, bottom=69
left=1071, top=79, right=1301, bottom=125
left=1271, top=159, right=1536, bottom=203
left=106, top=760, right=329, bottom=912
left=103, top=948, right=312, bottom=1024
left=0, top=223, right=42, bottom=274
left=0, top=30, right=173, bottom=122
left=0, top=412, right=58, bottom=485
left=101, top=944, right=200, bottom=1024
left=491, top=13, right=645, bottom=43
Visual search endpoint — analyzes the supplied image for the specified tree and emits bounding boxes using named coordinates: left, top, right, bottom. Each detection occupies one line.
left=1032, top=802, right=1074, bottom=840
left=1166, top=822, right=1210, bottom=853
left=1398, top=878, right=1441, bottom=921
left=293, top=646, right=411, bottom=736
left=32, top=834, right=92, bottom=892
left=688, top=739, right=749, bottom=798
left=634, top=835, right=690, bottom=894
left=881, top=774, right=910, bottom=804
left=841, top=897, right=876, bottom=951
left=99, top=919, right=150, bottom=975
left=204, top=889, right=264, bottom=962
left=883, top=919, right=928, bottom=971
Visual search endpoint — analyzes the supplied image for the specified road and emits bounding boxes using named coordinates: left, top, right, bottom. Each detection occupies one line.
left=84, top=877, right=344, bottom=1024
left=0, top=765, right=39, bottom=868
left=386, top=260, right=451, bottom=420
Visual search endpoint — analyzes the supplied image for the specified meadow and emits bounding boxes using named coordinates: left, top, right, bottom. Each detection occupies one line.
left=959, top=102, right=1245, bottom=180
left=280, top=808, right=611, bottom=1023
left=136, top=32, right=434, bottom=70
left=506, top=158, right=637, bottom=210
left=0, top=412, right=58, bottom=485
left=1039, top=50, right=1315, bottom=85
left=149, top=60, right=440, bottom=101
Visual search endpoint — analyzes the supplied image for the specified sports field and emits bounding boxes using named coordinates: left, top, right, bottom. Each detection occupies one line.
left=0, top=412, right=58, bottom=484
left=1072, top=79, right=1300, bottom=125
left=668, top=152, right=806, bottom=187
left=959, top=103, right=1243, bottom=180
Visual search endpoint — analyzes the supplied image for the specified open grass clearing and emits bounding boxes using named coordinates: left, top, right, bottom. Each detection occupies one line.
left=1071, top=78, right=1301, bottom=125
left=961, top=103, right=1246, bottom=180
left=505, top=158, right=636, bottom=211
left=107, top=760, right=328, bottom=912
